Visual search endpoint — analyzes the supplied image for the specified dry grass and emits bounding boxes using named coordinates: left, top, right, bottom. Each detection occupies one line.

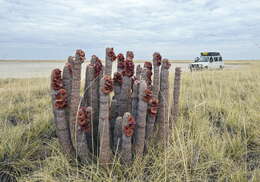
left=0, top=61, right=260, bottom=181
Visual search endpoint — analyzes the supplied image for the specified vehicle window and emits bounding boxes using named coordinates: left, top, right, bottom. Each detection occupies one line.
left=199, top=56, right=208, bottom=62
left=210, top=57, right=213, bottom=63
left=219, top=57, right=222, bottom=62
left=214, top=57, right=218, bottom=62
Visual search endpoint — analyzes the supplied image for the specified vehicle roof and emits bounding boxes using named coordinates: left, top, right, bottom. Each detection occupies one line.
left=201, top=52, right=221, bottom=56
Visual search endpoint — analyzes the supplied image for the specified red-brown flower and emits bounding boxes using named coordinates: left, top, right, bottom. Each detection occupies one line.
left=94, top=57, right=103, bottom=77
left=101, top=75, right=113, bottom=94
left=107, top=48, right=117, bottom=61
left=124, top=126, right=134, bottom=137
left=144, top=62, right=153, bottom=86
left=55, top=88, right=67, bottom=109
left=153, top=52, right=162, bottom=66
left=77, top=107, right=92, bottom=133
left=84, top=107, right=92, bottom=132
left=117, top=53, right=125, bottom=62
left=148, top=98, right=159, bottom=116
left=65, top=62, right=72, bottom=75
left=144, top=62, right=152, bottom=70
left=77, top=108, right=86, bottom=126
left=126, top=51, right=134, bottom=59
left=76, top=49, right=85, bottom=61
left=146, top=70, right=153, bottom=86
left=128, top=115, right=136, bottom=129
left=51, top=68, right=63, bottom=91
left=117, top=53, right=125, bottom=70
left=122, top=59, right=135, bottom=77
left=113, top=72, right=123, bottom=85
left=143, top=89, right=153, bottom=102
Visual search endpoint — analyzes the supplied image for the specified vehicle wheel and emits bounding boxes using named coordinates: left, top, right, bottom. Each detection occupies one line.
left=204, top=66, right=208, bottom=69
left=220, top=66, right=224, bottom=70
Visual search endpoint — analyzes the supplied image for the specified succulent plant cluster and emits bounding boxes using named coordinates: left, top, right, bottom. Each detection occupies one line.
left=50, top=48, right=181, bottom=166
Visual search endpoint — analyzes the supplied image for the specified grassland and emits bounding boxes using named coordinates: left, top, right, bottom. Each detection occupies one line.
left=0, top=61, right=259, bottom=181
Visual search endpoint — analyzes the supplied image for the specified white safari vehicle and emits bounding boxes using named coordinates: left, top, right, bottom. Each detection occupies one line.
left=189, top=52, right=224, bottom=71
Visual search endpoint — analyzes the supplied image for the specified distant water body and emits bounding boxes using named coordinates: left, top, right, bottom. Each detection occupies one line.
left=0, top=61, right=65, bottom=78
left=0, top=60, right=190, bottom=78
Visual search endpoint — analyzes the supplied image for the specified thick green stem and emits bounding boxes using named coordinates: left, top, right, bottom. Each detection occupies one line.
left=63, top=57, right=73, bottom=123
left=69, top=50, right=85, bottom=149
left=51, top=69, right=75, bottom=158
left=133, top=80, right=148, bottom=157
left=105, top=48, right=116, bottom=76
left=99, top=75, right=113, bottom=165
left=156, top=59, right=171, bottom=145
left=76, top=107, right=92, bottom=162
left=121, top=112, right=133, bottom=164
left=152, top=52, right=161, bottom=97
left=145, top=53, right=161, bottom=142
left=131, top=80, right=139, bottom=120
left=170, top=67, right=181, bottom=129
left=118, top=52, right=134, bottom=116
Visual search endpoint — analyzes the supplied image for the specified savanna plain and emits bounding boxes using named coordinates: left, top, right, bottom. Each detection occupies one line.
left=0, top=60, right=259, bottom=182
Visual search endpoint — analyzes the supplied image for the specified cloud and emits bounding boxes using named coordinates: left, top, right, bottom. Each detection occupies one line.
left=0, top=0, right=260, bottom=60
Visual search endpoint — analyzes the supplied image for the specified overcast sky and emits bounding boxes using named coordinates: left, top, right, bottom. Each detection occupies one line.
left=0, top=0, right=260, bottom=60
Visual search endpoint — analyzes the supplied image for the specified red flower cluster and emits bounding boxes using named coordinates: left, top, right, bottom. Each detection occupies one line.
left=113, top=72, right=123, bottom=85
left=148, top=98, right=159, bottom=117
left=77, top=107, right=92, bottom=133
left=124, top=115, right=136, bottom=137
left=128, top=115, right=136, bottom=128
left=124, top=126, right=134, bottom=137
left=94, top=57, right=103, bottom=78
left=144, top=62, right=152, bottom=70
left=65, top=62, right=73, bottom=75
left=117, top=53, right=125, bottom=62
left=126, top=51, right=134, bottom=59
left=55, top=88, right=67, bottom=109
left=51, top=69, right=63, bottom=90
left=144, top=62, right=153, bottom=86
left=117, top=53, right=125, bottom=70
left=143, top=89, right=153, bottom=103
left=122, top=59, right=135, bottom=77
left=107, top=48, right=117, bottom=61
left=76, top=49, right=85, bottom=61
left=101, top=75, right=113, bottom=94
left=153, top=52, right=162, bottom=66
left=146, top=70, right=153, bottom=86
